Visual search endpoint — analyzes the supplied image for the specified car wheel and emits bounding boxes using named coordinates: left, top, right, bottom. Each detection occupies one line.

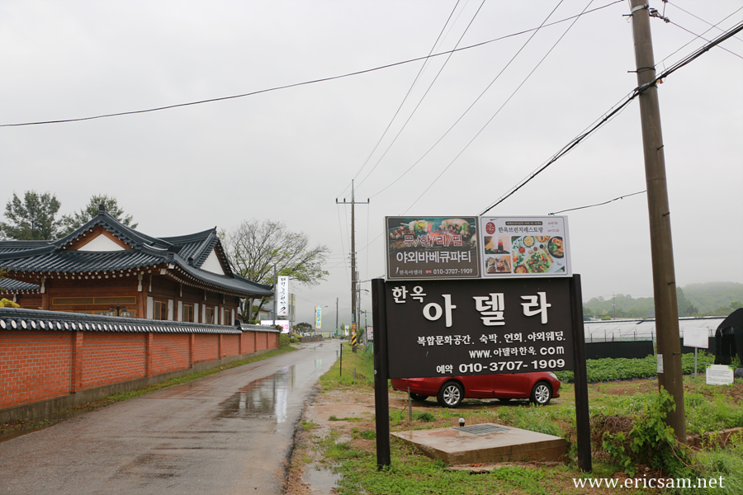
left=530, top=381, right=552, bottom=405
left=437, top=381, right=464, bottom=408
left=409, top=393, right=428, bottom=402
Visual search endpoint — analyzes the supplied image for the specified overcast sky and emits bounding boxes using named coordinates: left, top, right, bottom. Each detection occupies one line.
left=1, top=0, right=741, bottom=327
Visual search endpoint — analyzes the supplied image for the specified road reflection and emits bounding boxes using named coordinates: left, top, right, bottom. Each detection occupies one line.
left=218, top=366, right=295, bottom=423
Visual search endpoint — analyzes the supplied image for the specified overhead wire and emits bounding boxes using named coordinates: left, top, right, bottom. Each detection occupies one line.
left=368, top=0, right=572, bottom=202
left=657, top=4, right=743, bottom=67
left=667, top=2, right=743, bottom=43
left=0, top=1, right=623, bottom=128
left=336, top=0, right=464, bottom=199
left=402, top=0, right=598, bottom=215
left=354, top=0, right=487, bottom=191
left=548, top=190, right=646, bottom=215
left=480, top=16, right=743, bottom=215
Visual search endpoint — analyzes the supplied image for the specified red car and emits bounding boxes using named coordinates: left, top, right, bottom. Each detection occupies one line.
left=391, top=372, right=561, bottom=408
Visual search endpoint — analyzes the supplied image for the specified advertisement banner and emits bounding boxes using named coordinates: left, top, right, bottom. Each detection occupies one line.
left=384, top=278, right=574, bottom=379
left=315, top=305, right=322, bottom=330
left=385, top=216, right=480, bottom=280
left=277, top=276, right=289, bottom=316
left=260, top=320, right=290, bottom=333
left=479, top=216, right=570, bottom=278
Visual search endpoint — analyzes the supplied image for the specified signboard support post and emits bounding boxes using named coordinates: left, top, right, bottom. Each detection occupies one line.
left=570, top=274, right=591, bottom=472
left=372, top=278, right=391, bottom=469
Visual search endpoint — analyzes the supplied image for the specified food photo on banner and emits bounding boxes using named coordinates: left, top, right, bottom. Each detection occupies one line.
left=385, top=216, right=480, bottom=280
left=480, top=216, right=570, bottom=277
left=381, top=215, right=575, bottom=380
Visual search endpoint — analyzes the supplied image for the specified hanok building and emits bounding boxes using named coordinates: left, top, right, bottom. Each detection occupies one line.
left=0, top=205, right=272, bottom=323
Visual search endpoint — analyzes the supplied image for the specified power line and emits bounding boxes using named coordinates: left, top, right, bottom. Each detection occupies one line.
left=0, top=1, right=623, bottom=128
left=338, top=0, right=464, bottom=198
left=548, top=190, right=646, bottom=215
left=354, top=0, right=487, bottom=191
left=369, top=0, right=573, bottom=202
left=402, top=0, right=596, bottom=215
left=667, top=2, right=743, bottom=44
left=480, top=17, right=743, bottom=215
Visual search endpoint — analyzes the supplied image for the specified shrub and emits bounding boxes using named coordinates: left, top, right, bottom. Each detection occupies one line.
left=599, top=388, right=695, bottom=478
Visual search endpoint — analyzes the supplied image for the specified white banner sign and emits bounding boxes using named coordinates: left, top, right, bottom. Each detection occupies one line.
left=706, top=364, right=734, bottom=385
left=261, top=319, right=290, bottom=333
left=277, top=276, right=289, bottom=317
left=683, top=327, right=709, bottom=349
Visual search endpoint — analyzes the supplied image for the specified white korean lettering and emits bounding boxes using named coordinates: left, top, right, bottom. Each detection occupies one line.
left=521, top=292, right=551, bottom=324
left=422, top=294, right=456, bottom=327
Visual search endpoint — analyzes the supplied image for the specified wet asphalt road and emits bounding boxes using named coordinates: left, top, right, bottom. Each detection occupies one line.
left=0, top=340, right=339, bottom=495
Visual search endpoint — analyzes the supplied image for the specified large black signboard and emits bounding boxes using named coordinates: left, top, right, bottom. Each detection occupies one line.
left=384, top=277, right=574, bottom=379
left=385, top=216, right=480, bottom=280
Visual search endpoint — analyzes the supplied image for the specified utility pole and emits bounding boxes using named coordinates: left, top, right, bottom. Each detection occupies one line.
left=336, top=180, right=369, bottom=352
left=630, top=0, right=685, bottom=443
left=335, top=297, right=339, bottom=338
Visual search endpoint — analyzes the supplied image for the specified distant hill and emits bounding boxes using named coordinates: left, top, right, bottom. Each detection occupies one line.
left=682, top=282, right=743, bottom=314
left=583, top=282, right=743, bottom=318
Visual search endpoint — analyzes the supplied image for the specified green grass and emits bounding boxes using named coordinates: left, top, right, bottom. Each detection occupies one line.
left=309, top=347, right=743, bottom=495
left=555, top=352, right=716, bottom=383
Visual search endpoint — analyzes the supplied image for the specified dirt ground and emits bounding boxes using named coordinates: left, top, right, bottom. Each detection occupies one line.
left=284, top=379, right=743, bottom=494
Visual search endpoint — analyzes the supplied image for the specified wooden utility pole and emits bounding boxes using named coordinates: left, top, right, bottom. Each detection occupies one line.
left=336, top=180, right=369, bottom=352
left=630, top=0, right=685, bottom=442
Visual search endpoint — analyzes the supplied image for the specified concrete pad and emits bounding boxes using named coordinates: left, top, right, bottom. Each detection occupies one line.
left=392, top=423, right=566, bottom=465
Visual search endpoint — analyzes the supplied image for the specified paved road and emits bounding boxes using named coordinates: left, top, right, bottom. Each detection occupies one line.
left=0, top=340, right=340, bottom=495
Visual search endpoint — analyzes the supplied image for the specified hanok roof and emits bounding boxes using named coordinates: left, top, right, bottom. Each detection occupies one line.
left=0, top=206, right=272, bottom=298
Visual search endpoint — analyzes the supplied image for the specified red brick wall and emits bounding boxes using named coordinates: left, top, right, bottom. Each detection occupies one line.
left=241, top=331, right=256, bottom=354
left=0, top=331, right=72, bottom=409
left=193, top=334, right=219, bottom=363
left=150, top=333, right=190, bottom=375
left=222, top=334, right=239, bottom=357
left=0, top=329, right=279, bottom=412
left=81, top=333, right=146, bottom=389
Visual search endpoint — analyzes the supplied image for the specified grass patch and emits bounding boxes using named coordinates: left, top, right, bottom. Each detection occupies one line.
left=555, top=352, right=716, bottom=383
left=319, top=343, right=375, bottom=390
left=305, top=345, right=743, bottom=494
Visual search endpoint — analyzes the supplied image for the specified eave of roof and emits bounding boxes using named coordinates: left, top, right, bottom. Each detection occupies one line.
left=0, top=208, right=272, bottom=299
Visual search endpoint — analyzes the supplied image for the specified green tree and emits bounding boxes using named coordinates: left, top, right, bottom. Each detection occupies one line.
left=0, top=191, right=62, bottom=240
left=59, top=194, right=137, bottom=236
left=224, top=219, right=330, bottom=321
left=675, top=287, right=698, bottom=317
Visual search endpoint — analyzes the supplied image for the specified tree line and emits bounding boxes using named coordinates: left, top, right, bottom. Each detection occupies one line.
left=583, top=283, right=743, bottom=319
left=0, top=191, right=329, bottom=323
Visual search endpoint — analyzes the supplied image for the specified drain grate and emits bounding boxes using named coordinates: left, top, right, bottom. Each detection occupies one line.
left=453, top=424, right=508, bottom=435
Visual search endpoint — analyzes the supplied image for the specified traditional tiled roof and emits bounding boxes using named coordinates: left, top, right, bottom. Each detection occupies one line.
left=0, top=278, right=39, bottom=293
left=0, top=206, right=272, bottom=298
left=0, top=307, right=278, bottom=334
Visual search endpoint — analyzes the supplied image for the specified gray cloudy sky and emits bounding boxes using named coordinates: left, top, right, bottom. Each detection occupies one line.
left=1, top=0, right=741, bottom=327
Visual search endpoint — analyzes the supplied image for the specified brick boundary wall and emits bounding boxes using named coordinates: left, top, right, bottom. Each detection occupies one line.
left=0, top=308, right=280, bottom=423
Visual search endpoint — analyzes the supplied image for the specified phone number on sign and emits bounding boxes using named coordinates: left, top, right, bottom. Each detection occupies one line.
left=430, top=268, right=474, bottom=275
left=451, top=359, right=566, bottom=374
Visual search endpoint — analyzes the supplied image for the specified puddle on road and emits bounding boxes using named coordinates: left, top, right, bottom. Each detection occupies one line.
left=217, top=366, right=295, bottom=422
left=303, top=465, right=341, bottom=494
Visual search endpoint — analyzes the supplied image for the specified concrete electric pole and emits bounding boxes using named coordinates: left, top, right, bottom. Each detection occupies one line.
left=630, top=0, right=685, bottom=443
left=336, top=180, right=369, bottom=352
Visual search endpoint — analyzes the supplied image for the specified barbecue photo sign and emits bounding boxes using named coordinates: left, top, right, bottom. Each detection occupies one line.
left=385, top=216, right=480, bottom=280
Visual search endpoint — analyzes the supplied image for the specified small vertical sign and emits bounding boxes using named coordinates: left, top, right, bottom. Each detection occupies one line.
left=315, top=305, right=322, bottom=330
left=277, top=276, right=289, bottom=317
